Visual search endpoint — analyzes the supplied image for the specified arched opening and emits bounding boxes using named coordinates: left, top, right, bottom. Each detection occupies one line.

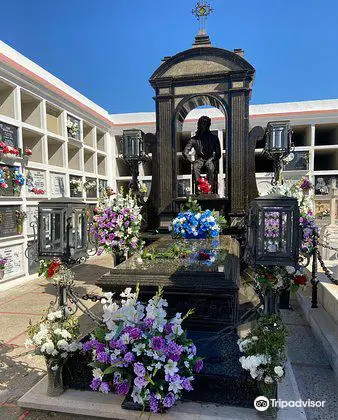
left=173, top=95, right=228, bottom=199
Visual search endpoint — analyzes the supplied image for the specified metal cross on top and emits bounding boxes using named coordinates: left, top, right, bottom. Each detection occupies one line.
left=192, top=1, right=214, bottom=35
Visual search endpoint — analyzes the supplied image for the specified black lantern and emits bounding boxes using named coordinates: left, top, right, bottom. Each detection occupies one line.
left=245, top=194, right=300, bottom=267
left=38, top=198, right=89, bottom=264
left=121, top=129, right=148, bottom=201
left=264, top=120, right=293, bottom=184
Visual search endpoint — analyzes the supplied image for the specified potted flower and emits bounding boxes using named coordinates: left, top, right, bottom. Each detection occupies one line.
left=25, top=308, right=82, bottom=396
left=83, top=287, right=203, bottom=413
left=0, top=258, right=8, bottom=281
left=15, top=210, right=27, bottom=235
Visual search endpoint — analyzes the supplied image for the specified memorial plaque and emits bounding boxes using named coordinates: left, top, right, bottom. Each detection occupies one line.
left=0, top=121, right=18, bottom=148
left=51, top=172, right=66, bottom=197
left=0, top=205, right=20, bottom=238
left=26, top=169, right=47, bottom=197
left=27, top=240, right=39, bottom=275
left=0, top=244, right=24, bottom=281
left=26, top=206, right=38, bottom=236
left=283, top=151, right=309, bottom=171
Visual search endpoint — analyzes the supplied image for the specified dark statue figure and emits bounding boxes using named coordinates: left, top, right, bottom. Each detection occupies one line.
left=183, top=116, right=221, bottom=193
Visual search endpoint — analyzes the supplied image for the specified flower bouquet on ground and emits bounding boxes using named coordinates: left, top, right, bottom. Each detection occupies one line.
left=25, top=308, right=82, bottom=396
left=83, top=287, right=203, bottom=413
left=172, top=209, right=220, bottom=239
left=90, top=189, right=144, bottom=257
left=238, top=314, right=287, bottom=395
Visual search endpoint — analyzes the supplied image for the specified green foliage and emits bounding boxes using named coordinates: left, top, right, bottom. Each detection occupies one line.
left=244, top=315, right=287, bottom=359
left=180, top=196, right=202, bottom=213
left=141, top=243, right=192, bottom=260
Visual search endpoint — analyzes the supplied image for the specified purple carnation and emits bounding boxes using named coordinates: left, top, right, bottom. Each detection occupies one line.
left=99, top=381, right=111, bottom=393
left=134, top=362, right=146, bottom=377
left=164, top=323, right=174, bottom=335
left=163, top=392, right=175, bottom=408
left=122, top=327, right=142, bottom=340
left=166, top=341, right=183, bottom=362
left=90, top=377, right=101, bottom=390
left=194, top=359, right=204, bottom=373
left=149, top=393, right=159, bottom=413
left=189, top=344, right=197, bottom=356
left=151, top=336, right=165, bottom=351
left=96, top=351, right=110, bottom=364
left=124, top=352, right=135, bottom=363
left=82, top=340, right=93, bottom=352
left=182, top=378, right=193, bottom=391
left=144, top=318, right=154, bottom=328
left=92, top=341, right=105, bottom=353
left=134, top=376, right=147, bottom=389
left=115, top=380, right=130, bottom=395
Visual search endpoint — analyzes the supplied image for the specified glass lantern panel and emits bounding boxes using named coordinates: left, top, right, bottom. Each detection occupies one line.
left=72, top=209, right=86, bottom=251
left=263, top=208, right=288, bottom=254
left=271, top=126, right=287, bottom=150
left=40, top=208, right=65, bottom=253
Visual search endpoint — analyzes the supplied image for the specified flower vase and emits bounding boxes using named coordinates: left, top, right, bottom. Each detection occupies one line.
left=17, top=224, right=23, bottom=235
left=257, top=381, right=277, bottom=416
left=0, top=270, right=4, bottom=281
left=45, top=359, right=64, bottom=397
left=263, top=289, right=280, bottom=315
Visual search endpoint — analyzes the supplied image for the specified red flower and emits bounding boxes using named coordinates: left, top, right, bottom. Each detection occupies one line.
left=197, top=177, right=211, bottom=194
left=25, top=148, right=32, bottom=156
left=294, top=275, right=307, bottom=285
left=46, top=260, right=61, bottom=278
left=198, top=250, right=211, bottom=261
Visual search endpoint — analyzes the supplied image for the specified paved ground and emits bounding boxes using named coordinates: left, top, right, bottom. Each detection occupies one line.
left=0, top=254, right=113, bottom=420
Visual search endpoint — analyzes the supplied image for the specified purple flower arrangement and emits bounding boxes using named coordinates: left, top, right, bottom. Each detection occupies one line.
left=83, top=287, right=203, bottom=413
left=90, top=190, right=144, bottom=257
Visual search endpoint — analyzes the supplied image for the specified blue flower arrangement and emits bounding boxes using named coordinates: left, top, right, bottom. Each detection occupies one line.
left=172, top=209, right=220, bottom=239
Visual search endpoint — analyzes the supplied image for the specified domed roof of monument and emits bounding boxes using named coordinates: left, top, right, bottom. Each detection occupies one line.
left=150, top=46, right=255, bottom=82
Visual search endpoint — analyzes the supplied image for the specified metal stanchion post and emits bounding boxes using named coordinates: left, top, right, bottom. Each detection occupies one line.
left=311, top=229, right=318, bottom=308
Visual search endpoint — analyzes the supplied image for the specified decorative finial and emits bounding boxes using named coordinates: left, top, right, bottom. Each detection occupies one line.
left=192, top=1, right=213, bottom=36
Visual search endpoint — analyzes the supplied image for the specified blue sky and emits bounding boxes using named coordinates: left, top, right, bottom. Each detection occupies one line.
left=1, top=1, right=338, bottom=114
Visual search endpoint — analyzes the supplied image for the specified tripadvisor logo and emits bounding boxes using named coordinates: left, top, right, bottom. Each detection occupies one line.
left=254, top=396, right=326, bottom=411
left=254, top=396, right=270, bottom=411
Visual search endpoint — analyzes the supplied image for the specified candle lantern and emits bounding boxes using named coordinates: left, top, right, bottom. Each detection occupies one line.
left=264, top=120, right=293, bottom=184
left=38, top=198, right=89, bottom=264
left=121, top=129, right=148, bottom=201
left=245, top=194, right=300, bottom=267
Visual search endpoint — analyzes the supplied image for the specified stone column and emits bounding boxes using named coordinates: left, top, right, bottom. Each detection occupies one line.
left=230, top=91, right=249, bottom=214
left=154, top=95, right=174, bottom=220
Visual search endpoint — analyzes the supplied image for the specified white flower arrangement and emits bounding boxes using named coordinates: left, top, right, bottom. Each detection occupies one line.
left=70, top=178, right=82, bottom=192
left=238, top=315, right=287, bottom=384
left=84, top=180, right=97, bottom=191
left=26, top=308, right=82, bottom=370
left=67, top=117, right=80, bottom=138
